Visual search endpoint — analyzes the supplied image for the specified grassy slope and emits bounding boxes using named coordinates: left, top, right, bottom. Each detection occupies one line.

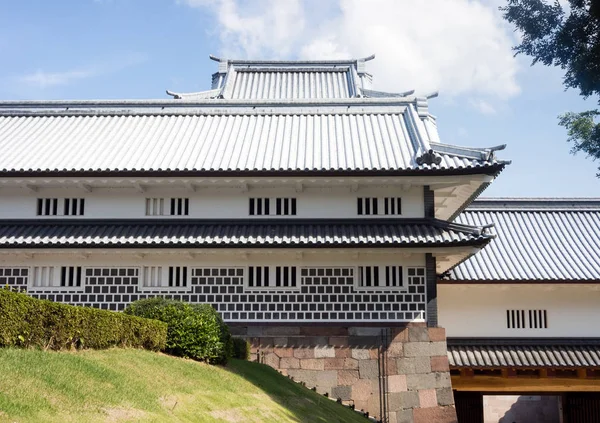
left=0, top=348, right=368, bottom=423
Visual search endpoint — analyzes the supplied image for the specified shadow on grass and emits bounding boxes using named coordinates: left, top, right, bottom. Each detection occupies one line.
left=224, top=359, right=370, bottom=423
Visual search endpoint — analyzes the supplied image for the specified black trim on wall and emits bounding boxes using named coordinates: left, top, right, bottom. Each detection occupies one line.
left=426, top=253, right=438, bottom=328
left=424, top=185, right=435, bottom=218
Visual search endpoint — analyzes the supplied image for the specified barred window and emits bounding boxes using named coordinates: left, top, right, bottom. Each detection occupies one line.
left=249, top=198, right=297, bottom=216
left=60, top=266, right=82, bottom=287
left=248, top=266, right=298, bottom=289
left=357, top=197, right=402, bottom=216
left=140, top=266, right=188, bottom=289
left=358, top=266, right=403, bottom=288
left=507, top=309, right=548, bottom=329
left=145, top=198, right=189, bottom=216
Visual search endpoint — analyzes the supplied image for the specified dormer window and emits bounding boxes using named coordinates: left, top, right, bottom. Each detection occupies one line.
left=357, top=197, right=402, bottom=216
left=249, top=198, right=297, bottom=216
left=37, top=198, right=85, bottom=216
left=145, top=198, right=189, bottom=216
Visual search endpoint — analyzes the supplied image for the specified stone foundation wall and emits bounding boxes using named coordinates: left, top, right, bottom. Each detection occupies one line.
left=231, top=325, right=457, bottom=423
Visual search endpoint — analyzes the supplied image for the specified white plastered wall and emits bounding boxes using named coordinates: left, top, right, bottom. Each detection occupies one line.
left=439, top=284, right=600, bottom=338
left=0, top=185, right=424, bottom=219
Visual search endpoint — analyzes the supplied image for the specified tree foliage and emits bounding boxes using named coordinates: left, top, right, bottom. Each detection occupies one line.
left=502, top=0, right=600, bottom=175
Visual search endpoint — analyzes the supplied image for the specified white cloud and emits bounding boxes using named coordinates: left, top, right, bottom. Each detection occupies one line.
left=182, top=0, right=520, bottom=104
left=18, top=53, right=147, bottom=88
left=469, top=98, right=497, bottom=115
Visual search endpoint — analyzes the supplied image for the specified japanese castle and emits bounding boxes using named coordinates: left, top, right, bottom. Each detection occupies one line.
left=0, top=55, right=598, bottom=423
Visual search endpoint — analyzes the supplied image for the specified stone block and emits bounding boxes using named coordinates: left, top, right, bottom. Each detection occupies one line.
left=273, top=337, right=288, bottom=347
left=434, top=371, right=452, bottom=389
left=247, top=326, right=265, bottom=337
left=287, top=369, right=318, bottom=388
left=351, top=348, right=371, bottom=360
left=370, top=348, right=380, bottom=359
left=324, top=358, right=345, bottom=370
left=436, top=388, right=455, bottom=406
left=391, top=328, right=410, bottom=343
left=419, top=389, right=438, bottom=408
left=335, top=347, right=352, bottom=358
left=280, top=357, right=300, bottom=369
left=349, top=327, right=382, bottom=336
left=404, top=341, right=447, bottom=358
left=413, top=406, right=457, bottom=423
left=352, top=378, right=376, bottom=401
left=300, top=326, right=348, bottom=336
left=338, top=370, right=360, bottom=386
left=389, top=391, right=420, bottom=410
left=386, top=357, right=398, bottom=376
left=274, top=347, right=293, bottom=358
left=314, top=346, right=335, bottom=358
left=354, top=400, right=369, bottom=414
left=329, top=336, right=349, bottom=347
left=293, top=348, right=314, bottom=359
left=388, top=374, right=408, bottom=393
left=344, top=358, right=359, bottom=369
left=396, top=357, right=431, bottom=375
left=263, top=326, right=300, bottom=336
left=263, top=352, right=280, bottom=369
left=229, top=327, right=247, bottom=336
left=431, top=356, right=450, bottom=372
left=396, top=409, right=414, bottom=423
left=428, top=327, right=446, bottom=342
left=387, top=342, right=404, bottom=357
left=406, top=373, right=436, bottom=390
left=316, top=370, right=338, bottom=392
left=348, top=336, right=379, bottom=348
left=331, top=385, right=352, bottom=401
left=300, top=359, right=324, bottom=370
left=409, top=327, right=430, bottom=342
left=359, top=360, right=379, bottom=379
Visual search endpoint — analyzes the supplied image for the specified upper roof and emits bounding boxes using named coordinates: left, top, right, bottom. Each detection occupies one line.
left=0, top=55, right=507, bottom=178
left=447, top=198, right=600, bottom=282
left=167, top=54, right=387, bottom=100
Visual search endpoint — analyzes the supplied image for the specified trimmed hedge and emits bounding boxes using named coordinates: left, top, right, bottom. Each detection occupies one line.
left=232, top=337, right=250, bottom=360
left=124, top=297, right=232, bottom=364
left=0, top=288, right=167, bottom=351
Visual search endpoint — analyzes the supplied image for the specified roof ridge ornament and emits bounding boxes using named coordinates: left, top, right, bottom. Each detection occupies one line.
left=416, top=149, right=442, bottom=166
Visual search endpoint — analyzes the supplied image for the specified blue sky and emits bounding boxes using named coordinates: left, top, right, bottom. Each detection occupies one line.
left=0, top=0, right=598, bottom=197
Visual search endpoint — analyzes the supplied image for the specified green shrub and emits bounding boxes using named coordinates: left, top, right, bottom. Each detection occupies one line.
left=232, top=337, right=250, bottom=360
left=0, top=288, right=167, bottom=351
left=125, top=298, right=232, bottom=364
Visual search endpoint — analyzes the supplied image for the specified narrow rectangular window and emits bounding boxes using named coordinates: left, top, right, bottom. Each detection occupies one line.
left=52, top=198, right=58, bottom=215
left=276, top=198, right=282, bottom=215
left=372, top=198, right=378, bottom=215
left=37, top=199, right=43, bottom=216
left=257, top=198, right=263, bottom=215
left=71, top=198, right=78, bottom=215
left=291, top=198, right=297, bottom=215
left=184, top=198, right=189, bottom=215
left=357, top=198, right=363, bottom=215
left=249, top=198, right=255, bottom=216
left=79, top=199, right=85, bottom=215
left=264, top=198, right=270, bottom=215
left=170, top=198, right=176, bottom=215
left=64, top=198, right=70, bottom=215
left=283, top=198, right=289, bottom=215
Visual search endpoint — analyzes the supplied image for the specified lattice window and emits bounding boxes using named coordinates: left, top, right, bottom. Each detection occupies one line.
left=145, top=198, right=189, bottom=216
left=168, top=266, right=188, bottom=287
left=0, top=267, right=28, bottom=287
left=37, top=198, right=84, bottom=216
left=249, top=198, right=297, bottom=216
left=141, top=266, right=163, bottom=287
left=357, top=266, right=404, bottom=289
left=61, top=266, right=82, bottom=287
left=357, top=197, right=402, bottom=216
left=507, top=309, right=548, bottom=329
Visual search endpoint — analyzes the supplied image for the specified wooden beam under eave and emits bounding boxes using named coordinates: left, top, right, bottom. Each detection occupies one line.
left=451, top=375, right=600, bottom=393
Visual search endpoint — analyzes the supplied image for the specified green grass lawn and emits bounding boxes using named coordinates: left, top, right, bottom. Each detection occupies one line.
left=0, top=348, right=368, bottom=423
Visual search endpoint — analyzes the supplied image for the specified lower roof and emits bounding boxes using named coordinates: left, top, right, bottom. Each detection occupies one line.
left=446, top=198, right=600, bottom=282
left=0, top=218, right=491, bottom=249
left=447, top=338, right=600, bottom=369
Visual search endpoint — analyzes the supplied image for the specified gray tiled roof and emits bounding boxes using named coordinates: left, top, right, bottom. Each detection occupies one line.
left=447, top=338, right=600, bottom=368
left=0, top=219, right=492, bottom=248
left=0, top=103, right=504, bottom=175
left=449, top=199, right=600, bottom=281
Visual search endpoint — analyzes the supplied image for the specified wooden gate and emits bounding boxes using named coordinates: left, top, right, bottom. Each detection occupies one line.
left=565, top=393, right=600, bottom=423
left=454, top=391, right=483, bottom=423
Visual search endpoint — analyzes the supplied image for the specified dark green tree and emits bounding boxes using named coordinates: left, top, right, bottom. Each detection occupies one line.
left=502, top=0, right=600, bottom=175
